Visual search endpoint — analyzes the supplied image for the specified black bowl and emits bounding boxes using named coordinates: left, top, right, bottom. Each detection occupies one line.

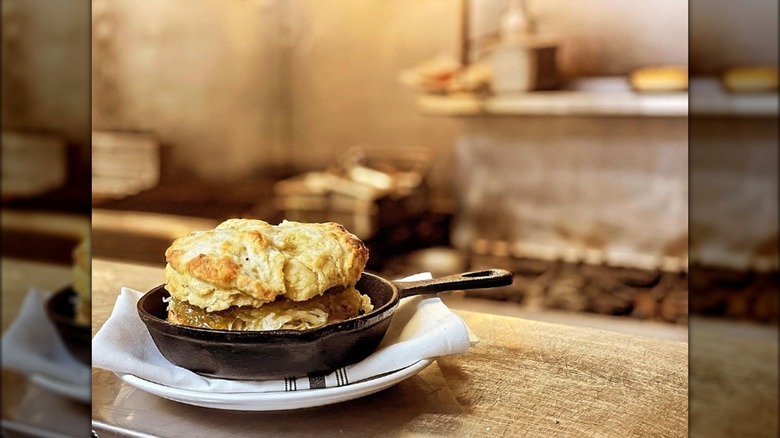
left=137, top=273, right=401, bottom=381
left=46, top=287, right=91, bottom=365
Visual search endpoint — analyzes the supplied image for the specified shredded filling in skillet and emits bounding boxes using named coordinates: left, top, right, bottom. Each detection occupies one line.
left=166, top=286, right=373, bottom=331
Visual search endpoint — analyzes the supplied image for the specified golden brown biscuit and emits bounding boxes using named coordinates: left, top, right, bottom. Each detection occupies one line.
left=71, top=238, right=91, bottom=324
left=164, top=219, right=369, bottom=312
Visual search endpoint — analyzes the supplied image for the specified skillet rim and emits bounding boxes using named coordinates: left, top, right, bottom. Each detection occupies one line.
left=136, top=272, right=401, bottom=338
left=46, top=285, right=90, bottom=329
left=45, top=285, right=91, bottom=365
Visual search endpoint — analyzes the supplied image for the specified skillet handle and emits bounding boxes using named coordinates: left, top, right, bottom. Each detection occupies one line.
left=393, top=269, right=514, bottom=299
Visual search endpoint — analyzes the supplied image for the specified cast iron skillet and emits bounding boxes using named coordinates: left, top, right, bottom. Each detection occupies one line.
left=137, top=269, right=513, bottom=380
left=46, top=286, right=91, bottom=365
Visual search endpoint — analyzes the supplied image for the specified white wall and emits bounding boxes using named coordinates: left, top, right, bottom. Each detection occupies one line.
left=1, top=0, right=90, bottom=145
left=471, top=0, right=689, bottom=77
left=90, top=0, right=692, bottom=186
left=92, top=0, right=285, bottom=179
left=452, top=117, right=689, bottom=265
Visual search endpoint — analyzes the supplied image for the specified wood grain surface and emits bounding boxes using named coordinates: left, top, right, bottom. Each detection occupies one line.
left=92, top=258, right=688, bottom=437
left=1, top=258, right=71, bottom=332
left=1, top=211, right=89, bottom=264
left=1, top=258, right=91, bottom=437
left=690, top=318, right=778, bottom=437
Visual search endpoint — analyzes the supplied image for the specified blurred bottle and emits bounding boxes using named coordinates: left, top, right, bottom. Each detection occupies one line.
left=492, top=0, right=534, bottom=93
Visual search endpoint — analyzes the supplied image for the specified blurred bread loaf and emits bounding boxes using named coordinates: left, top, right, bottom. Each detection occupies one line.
left=722, top=67, right=778, bottom=93
left=629, top=66, right=688, bottom=92
left=448, top=61, right=493, bottom=94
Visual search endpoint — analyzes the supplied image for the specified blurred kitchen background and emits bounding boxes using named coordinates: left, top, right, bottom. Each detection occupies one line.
left=85, top=0, right=778, bottom=339
left=2, top=0, right=91, bottom=261
left=4, top=0, right=777, bottom=337
left=1, top=0, right=777, bottom=436
left=2, top=1, right=92, bottom=435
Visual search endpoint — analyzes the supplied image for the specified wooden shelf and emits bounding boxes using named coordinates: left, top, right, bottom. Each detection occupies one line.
left=418, top=76, right=777, bottom=118
left=690, top=77, right=778, bottom=117
left=418, top=77, right=688, bottom=117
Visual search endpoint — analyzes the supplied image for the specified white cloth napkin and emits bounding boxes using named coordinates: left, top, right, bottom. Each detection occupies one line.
left=92, top=273, right=477, bottom=393
left=1, top=289, right=91, bottom=385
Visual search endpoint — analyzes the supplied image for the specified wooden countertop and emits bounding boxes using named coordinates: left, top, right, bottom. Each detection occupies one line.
left=1, top=258, right=91, bottom=437
left=91, top=258, right=688, bottom=437
left=1, top=258, right=72, bottom=332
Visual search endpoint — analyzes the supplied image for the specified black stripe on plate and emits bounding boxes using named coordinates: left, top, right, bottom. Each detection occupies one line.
left=308, top=374, right=326, bottom=389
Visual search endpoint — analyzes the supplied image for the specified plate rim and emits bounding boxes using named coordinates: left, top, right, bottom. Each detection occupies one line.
left=116, top=358, right=434, bottom=410
left=29, top=372, right=91, bottom=404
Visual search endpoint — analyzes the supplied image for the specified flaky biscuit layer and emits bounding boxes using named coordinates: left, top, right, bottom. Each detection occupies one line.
left=164, top=219, right=368, bottom=312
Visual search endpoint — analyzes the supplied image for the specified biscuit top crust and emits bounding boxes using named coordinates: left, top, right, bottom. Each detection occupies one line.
left=164, top=219, right=369, bottom=311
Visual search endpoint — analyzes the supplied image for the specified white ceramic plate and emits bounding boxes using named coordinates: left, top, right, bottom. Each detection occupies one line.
left=29, top=373, right=91, bottom=404
left=117, top=359, right=433, bottom=411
